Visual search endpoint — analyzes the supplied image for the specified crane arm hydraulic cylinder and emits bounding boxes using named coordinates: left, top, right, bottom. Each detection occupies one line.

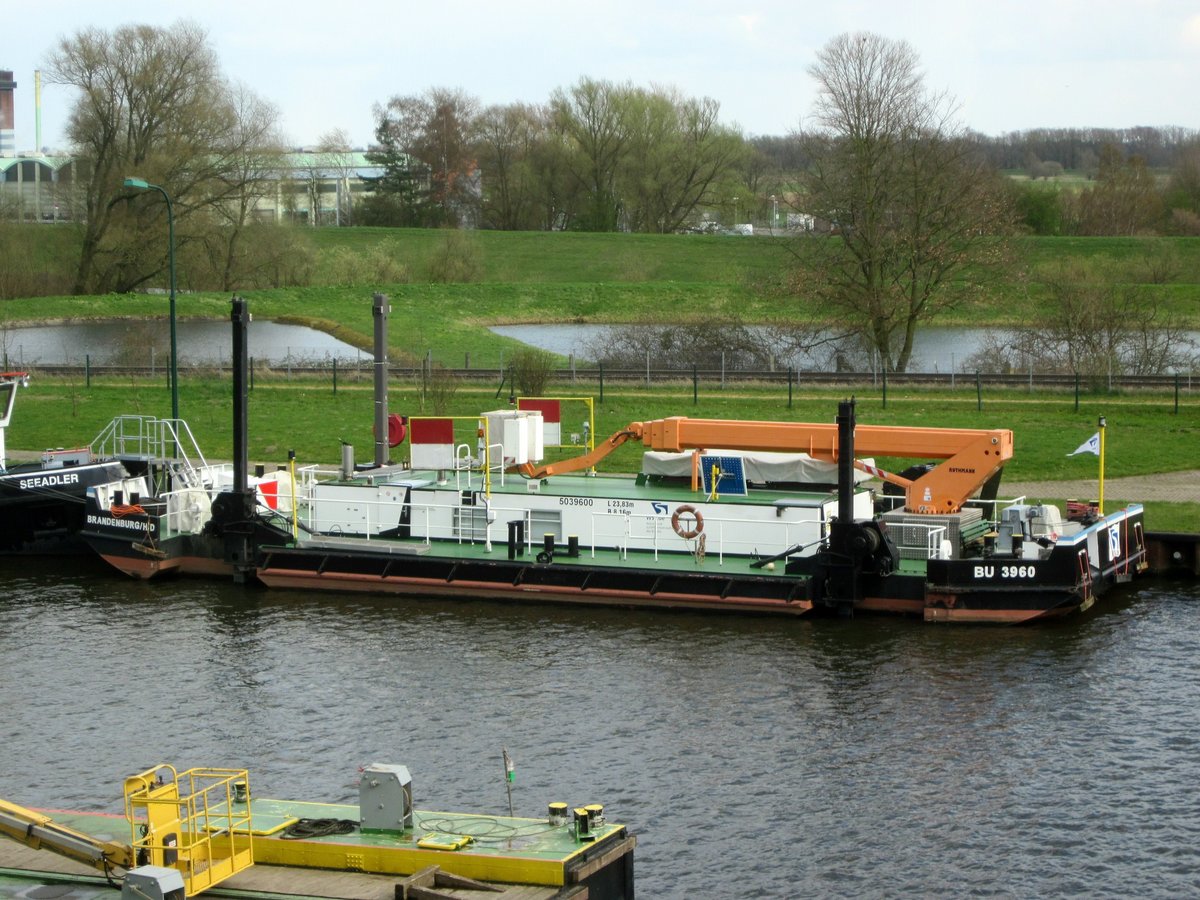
left=0, top=798, right=134, bottom=871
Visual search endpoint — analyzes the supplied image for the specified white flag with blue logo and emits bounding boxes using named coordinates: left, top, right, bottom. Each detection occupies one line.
left=1067, top=432, right=1100, bottom=456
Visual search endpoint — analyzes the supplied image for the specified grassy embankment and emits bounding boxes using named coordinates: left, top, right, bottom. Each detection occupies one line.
left=3, top=230, right=1199, bottom=370
left=3, top=229, right=1198, bottom=530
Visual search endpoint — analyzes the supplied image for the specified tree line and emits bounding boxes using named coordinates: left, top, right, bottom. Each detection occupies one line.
left=362, top=79, right=744, bottom=234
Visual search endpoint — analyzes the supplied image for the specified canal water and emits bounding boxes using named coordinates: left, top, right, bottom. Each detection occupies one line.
left=1, top=558, right=1198, bottom=898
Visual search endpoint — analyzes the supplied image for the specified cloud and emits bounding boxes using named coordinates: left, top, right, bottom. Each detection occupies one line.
left=737, top=14, right=761, bottom=35
left=1183, top=14, right=1200, bottom=47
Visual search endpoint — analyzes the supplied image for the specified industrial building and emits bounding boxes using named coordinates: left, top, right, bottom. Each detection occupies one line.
left=0, top=68, right=390, bottom=225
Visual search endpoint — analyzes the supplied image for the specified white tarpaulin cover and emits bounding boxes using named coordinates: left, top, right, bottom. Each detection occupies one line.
left=641, top=450, right=874, bottom=485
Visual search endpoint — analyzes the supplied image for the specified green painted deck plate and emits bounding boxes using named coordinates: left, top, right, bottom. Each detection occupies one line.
left=202, top=799, right=297, bottom=835
left=247, top=799, right=619, bottom=860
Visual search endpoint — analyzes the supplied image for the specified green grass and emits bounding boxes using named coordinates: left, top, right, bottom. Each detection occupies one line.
left=10, top=376, right=1198, bottom=532
left=0, top=282, right=782, bottom=369
left=308, top=231, right=1200, bottom=327
left=4, top=232, right=1198, bottom=366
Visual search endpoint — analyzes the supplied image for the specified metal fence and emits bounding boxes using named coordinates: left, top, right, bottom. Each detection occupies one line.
left=23, top=360, right=1197, bottom=393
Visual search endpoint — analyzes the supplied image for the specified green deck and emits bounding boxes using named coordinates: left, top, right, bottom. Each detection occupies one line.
left=243, top=798, right=621, bottom=861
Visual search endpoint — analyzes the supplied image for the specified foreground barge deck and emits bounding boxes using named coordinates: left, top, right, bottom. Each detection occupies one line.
left=0, top=762, right=632, bottom=899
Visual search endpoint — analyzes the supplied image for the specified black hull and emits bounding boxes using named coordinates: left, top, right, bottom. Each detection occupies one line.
left=0, top=460, right=129, bottom=554
left=80, top=491, right=292, bottom=580
left=255, top=513, right=1148, bottom=624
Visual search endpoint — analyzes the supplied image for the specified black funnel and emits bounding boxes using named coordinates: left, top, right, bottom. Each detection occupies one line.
left=836, top=398, right=855, bottom=523
left=232, top=296, right=249, bottom=494
left=373, top=292, right=389, bottom=468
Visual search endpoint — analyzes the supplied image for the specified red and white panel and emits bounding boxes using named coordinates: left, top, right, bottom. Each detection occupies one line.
left=410, top=418, right=456, bottom=469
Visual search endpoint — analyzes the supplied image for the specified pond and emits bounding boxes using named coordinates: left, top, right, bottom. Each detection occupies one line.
left=491, top=323, right=1005, bottom=373
left=0, top=319, right=363, bottom=367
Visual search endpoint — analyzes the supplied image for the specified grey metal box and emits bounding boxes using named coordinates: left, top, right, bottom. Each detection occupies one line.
left=359, top=763, right=413, bottom=831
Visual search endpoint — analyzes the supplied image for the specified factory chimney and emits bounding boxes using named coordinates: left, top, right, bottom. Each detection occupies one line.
left=0, top=70, right=16, bottom=157
left=34, top=70, right=41, bottom=153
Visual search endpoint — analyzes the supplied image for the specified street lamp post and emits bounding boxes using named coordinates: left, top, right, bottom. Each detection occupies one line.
left=124, top=177, right=178, bottom=422
left=771, top=194, right=778, bottom=234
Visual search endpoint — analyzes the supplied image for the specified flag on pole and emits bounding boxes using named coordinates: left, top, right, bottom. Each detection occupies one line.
left=1067, top=432, right=1100, bottom=456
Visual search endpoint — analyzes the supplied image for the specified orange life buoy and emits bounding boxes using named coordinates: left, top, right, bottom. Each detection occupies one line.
left=671, top=504, right=704, bottom=540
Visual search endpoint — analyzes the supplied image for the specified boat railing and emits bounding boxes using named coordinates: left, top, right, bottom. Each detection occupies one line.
left=586, top=509, right=826, bottom=564
left=91, top=415, right=211, bottom=490
left=124, top=765, right=253, bottom=896
left=196, top=463, right=235, bottom=491
left=452, top=442, right=506, bottom=492
left=968, top=496, right=1028, bottom=527
left=295, top=464, right=338, bottom=491
left=293, top=492, right=828, bottom=564
left=454, top=443, right=475, bottom=489
left=483, top=442, right=506, bottom=490
left=158, top=482, right=219, bottom=537
left=877, top=493, right=1030, bottom=530
left=889, top=523, right=951, bottom=561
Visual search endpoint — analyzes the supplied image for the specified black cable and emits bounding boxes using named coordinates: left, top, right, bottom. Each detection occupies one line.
left=280, top=817, right=358, bottom=839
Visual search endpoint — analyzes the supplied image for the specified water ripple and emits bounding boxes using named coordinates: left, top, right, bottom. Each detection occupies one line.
left=0, top=561, right=1198, bottom=897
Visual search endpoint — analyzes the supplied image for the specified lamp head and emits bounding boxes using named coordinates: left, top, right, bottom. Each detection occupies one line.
left=123, top=176, right=150, bottom=189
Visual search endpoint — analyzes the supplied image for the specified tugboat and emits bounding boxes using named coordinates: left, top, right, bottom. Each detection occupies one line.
left=76, top=302, right=293, bottom=580
left=0, top=371, right=129, bottom=553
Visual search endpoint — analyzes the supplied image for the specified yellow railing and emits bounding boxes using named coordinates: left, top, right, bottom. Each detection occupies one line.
left=124, top=764, right=254, bottom=896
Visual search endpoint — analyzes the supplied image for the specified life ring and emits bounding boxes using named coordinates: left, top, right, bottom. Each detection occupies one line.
left=671, top=504, right=704, bottom=540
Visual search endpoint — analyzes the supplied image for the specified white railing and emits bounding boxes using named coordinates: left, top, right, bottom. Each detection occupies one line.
left=889, top=523, right=950, bottom=561
left=159, top=484, right=215, bottom=538
left=450, top=441, right=506, bottom=491
left=293, top=490, right=831, bottom=563
left=91, top=415, right=212, bottom=491
left=454, top=443, right=475, bottom=489
left=581, top=511, right=827, bottom=564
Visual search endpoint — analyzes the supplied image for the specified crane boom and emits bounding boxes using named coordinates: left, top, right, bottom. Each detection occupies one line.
left=0, top=797, right=134, bottom=871
left=519, top=416, right=1013, bottom=514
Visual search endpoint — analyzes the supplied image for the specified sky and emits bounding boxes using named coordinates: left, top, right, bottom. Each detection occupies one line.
left=5, top=0, right=1200, bottom=153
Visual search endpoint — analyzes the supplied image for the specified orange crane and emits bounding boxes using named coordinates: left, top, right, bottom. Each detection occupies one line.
left=519, top=415, right=1013, bottom=515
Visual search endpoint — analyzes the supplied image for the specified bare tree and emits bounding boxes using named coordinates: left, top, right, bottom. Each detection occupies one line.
left=207, top=83, right=285, bottom=288
left=620, top=89, right=745, bottom=233
left=472, top=102, right=548, bottom=230
left=368, top=88, right=480, bottom=227
left=550, top=78, right=634, bottom=231
left=1016, top=263, right=1194, bottom=377
left=45, top=21, right=279, bottom=294
left=316, top=128, right=357, bottom=226
left=1072, top=144, right=1162, bottom=235
left=586, top=319, right=771, bottom=370
left=791, top=32, right=1015, bottom=373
